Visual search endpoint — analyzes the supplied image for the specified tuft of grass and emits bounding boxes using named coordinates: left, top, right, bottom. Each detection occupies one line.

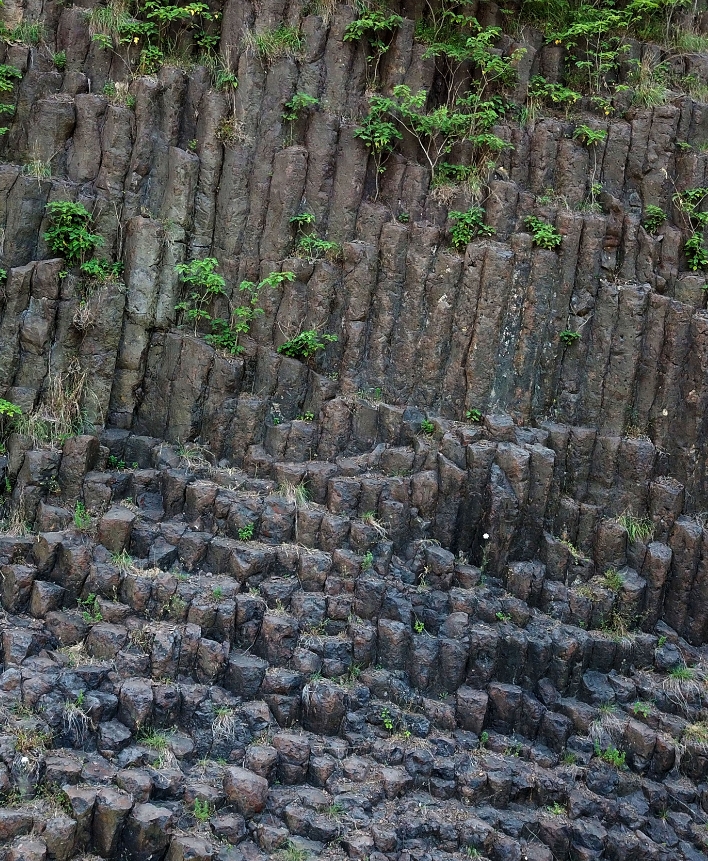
left=602, top=568, right=624, bottom=592
left=111, top=549, right=133, bottom=573
left=617, top=512, right=653, bottom=543
left=245, top=24, right=303, bottom=63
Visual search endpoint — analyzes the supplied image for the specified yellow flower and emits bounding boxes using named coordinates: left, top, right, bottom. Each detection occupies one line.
left=133, top=37, right=139, bottom=43
left=554, top=39, right=561, bottom=45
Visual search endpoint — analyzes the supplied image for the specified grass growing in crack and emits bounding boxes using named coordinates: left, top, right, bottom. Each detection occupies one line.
left=663, top=663, right=707, bottom=713
left=589, top=702, right=626, bottom=746
left=616, top=511, right=653, bottom=543
left=111, top=549, right=133, bottom=573
left=279, top=843, right=309, bottom=861
left=211, top=705, right=238, bottom=741
left=12, top=726, right=52, bottom=753
left=361, top=511, right=388, bottom=538
left=63, top=697, right=92, bottom=743
left=138, top=729, right=169, bottom=750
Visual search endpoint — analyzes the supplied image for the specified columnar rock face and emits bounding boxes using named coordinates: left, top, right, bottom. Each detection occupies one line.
left=2, top=1, right=708, bottom=860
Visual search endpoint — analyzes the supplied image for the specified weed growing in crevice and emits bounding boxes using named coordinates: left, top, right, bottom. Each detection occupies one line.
left=524, top=216, right=562, bottom=249
left=278, top=330, right=337, bottom=361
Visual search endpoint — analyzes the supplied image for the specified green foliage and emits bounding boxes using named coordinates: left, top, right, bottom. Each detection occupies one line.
left=594, top=742, right=627, bottom=769
left=528, top=75, right=581, bottom=108
left=617, top=512, right=653, bottom=543
left=80, top=258, right=123, bottom=281
left=74, top=502, right=92, bottom=531
left=573, top=124, right=608, bottom=146
left=238, top=523, right=254, bottom=541
left=413, top=618, right=425, bottom=634
left=278, top=330, right=337, bottom=361
left=496, top=611, right=511, bottom=622
left=0, top=64, right=22, bottom=93
left=361, top=551, right=374, bottom=571
left=343, top=10, right=403, bottom=80
left=111, top=549, right=133, bottom=572
left=524, top=216, right=562, bottom=249
left=289, top=212, right=316, bottom=229
left=44, top=201, right=104, bottom=266
left=632, top=700, right=652, bottom=717
left=53, top=51, right=67, bottom=71
left=1, top=22, right=43, bottom=45
left=251, top=24, right=302, bottom=62
left=466, top=408, right=482, bottom=422
left=673, top=187, right=708, bottom=228
left=546, top=802, right=566, bottom=815
left=283, top=92, right=319, bottom=123
left=138, top=728, right=169, bottom=750
left=193, top=799, right=212, bottom=822
left=657, top=635, right=667, bottom=647
left=448, top=207, right=495, bottom=250
left=78, top=592, right=102, bottom=623
left=86, top=0, right=219, bottom=74
left=559, top=329, right=581, bottom=346
left=478, top=730, right=489, bottom=748
left=421, top=418, right=435, bottom=435
left=380, top=707, right=395, bottom=732
left=684, top=231, right=708, bottom=270
left=602, top=568, right=624, bottom=592
left=107, top=455, right=127, bottom=470
left=643, top=204, right=666, bottom=233
left=670, top=665, right=694, bottom=680
left=295, top=234, right=341, bottom=262
left=0, top=398, right=22, bottom=420
left=355, top=15, right=519, bottom=185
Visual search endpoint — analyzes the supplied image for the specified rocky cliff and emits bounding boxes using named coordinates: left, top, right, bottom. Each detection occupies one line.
left=2, top=0, right=708, bottom=860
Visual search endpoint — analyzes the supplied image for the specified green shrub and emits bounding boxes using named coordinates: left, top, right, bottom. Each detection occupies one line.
left=278, top=330, right=337, bottom=361
left=0, top=64, right=23, bottom=93
left=420, top=418, right=435, bottom=435
left=343, top=10, right=403, bottom=80
left=283, top=92, right=319, bottom=123
left=524, top=215, right=562, bottom=249
left=684, top=232, right=708, bottom=270
left=642, top=205, right=666, bottom=233
left=448, top=207, right=495, bottom=250
left=80, top=259, right=123, bottom=281
left=573, top=125, right=608, bottom=146
left=528, top=75, right=580, bottom=108
left=44, top=201, right=104, bottom=266
left=53, top=51, right=67, bottom=71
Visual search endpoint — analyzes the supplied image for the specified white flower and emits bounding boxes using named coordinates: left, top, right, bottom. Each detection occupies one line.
left=482, top=533, right=489, bottom=540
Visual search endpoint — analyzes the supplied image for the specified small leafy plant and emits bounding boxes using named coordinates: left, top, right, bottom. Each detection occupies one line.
left=594, top=742, right=626, bottom=769
left=602, top=568, right=624, bottom=592
left=283, top=92, right=319, bottom=123
left=559, top=329, right=580, bottom=346
left=80, top=258, right=123, bottom=282
left=73, top=502, right=92, bottom=530
left=278, top=330, right=337, bottom=361
left=78, top=593, right=102, bottom=624
left=44, top=201, right=104, bottom=265
left=361, top=551, right=374, bottom=571
left=193, top=799, right=212, bottom=822
left=573, top=125, right=608, bottom=146
left=449, top=207, right=495, bottom=250
left=420, top=418, right=435, bottom=435
left=632, top=701, right=652, bottom=718
left=413, top=618, right=425, bottom=634
left=343, top=10, right=403, bottom=81
left=466, top=408, right=482, bottom=422
left=684, top=231, right=708, bottom=271
left=643, top=205, right=666, bottom=233
left=238, top=523, right=254, bottom=541
left=524, top=215, right=562, bottom=250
